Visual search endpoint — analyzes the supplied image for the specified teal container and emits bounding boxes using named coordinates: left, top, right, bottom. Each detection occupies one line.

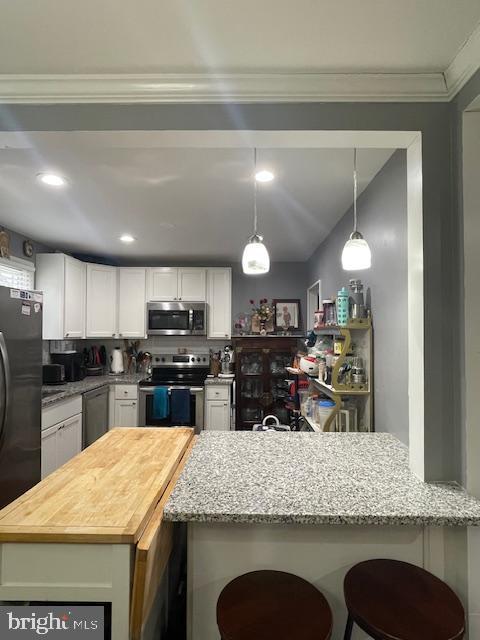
left=336, top=287, right=349, bottom=327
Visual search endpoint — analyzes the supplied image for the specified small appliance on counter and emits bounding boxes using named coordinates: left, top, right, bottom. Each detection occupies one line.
left=50, top=351, right=85, bottom=382
left=42, top=364, right=65, bottom=385
left=110, top=347, right=124, bottom=374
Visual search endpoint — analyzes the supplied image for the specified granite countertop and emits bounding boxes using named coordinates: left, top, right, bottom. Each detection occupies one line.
left=164, top=432, right=480, bottom=527
left=42, top=373, right=144, bottom=408
left=204, top=377, right=235, bottom=386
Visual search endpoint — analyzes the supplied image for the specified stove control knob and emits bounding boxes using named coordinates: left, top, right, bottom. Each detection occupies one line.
left=202, top=357, right=207, bottom=362
left=155, top=357, right=160, bottom=362
left=191, top=357, right=195, bottom=362
left=161, top=357, right=166, bottom=362
left=197, top=358, right=200, bottom=362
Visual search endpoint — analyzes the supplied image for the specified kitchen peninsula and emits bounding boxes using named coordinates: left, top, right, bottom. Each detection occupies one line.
left=164, top=431, right=480, bottom=640
left=0, top=427, right=194, bottom=640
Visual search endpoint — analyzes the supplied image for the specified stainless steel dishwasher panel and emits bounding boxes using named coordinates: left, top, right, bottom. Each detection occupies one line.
left=82, top=385, right=109, bottom=447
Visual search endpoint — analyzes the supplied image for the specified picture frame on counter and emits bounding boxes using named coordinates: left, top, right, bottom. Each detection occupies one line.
left=273, top=299, right=301, bottom=332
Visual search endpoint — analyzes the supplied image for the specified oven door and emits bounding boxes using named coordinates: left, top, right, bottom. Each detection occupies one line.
left=139, top=386, right=204, bottom=433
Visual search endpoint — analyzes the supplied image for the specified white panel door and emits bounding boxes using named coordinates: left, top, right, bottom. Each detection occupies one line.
left=205, top=401, right=230, bottom=431
left=64, top=256, right=86, bottom=338
left=147, top=268, right=179, bottom=301
left=41, top=425, right=58, bottom=479
left=178, top=268, right=206, bottom=301
left=114, top=400, right=138, bottom=427
left=206, top=268, right=232, bottom=339
left=118, top=268, right=146, bottom=338
left=86, top=264, right=118, bottom=337
left=57, top=413, right=83, bottom=466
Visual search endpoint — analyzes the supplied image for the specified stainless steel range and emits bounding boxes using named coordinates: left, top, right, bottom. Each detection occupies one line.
left=138, top=352, right=209, bottom=431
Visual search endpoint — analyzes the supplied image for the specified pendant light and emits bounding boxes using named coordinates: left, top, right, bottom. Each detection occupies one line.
left=242, top=148, right=270, bottom=275
left=341, top=149, right=372, bottom=271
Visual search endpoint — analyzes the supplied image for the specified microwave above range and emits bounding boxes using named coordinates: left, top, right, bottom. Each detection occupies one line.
left=147, top=301, right=207, bottom=336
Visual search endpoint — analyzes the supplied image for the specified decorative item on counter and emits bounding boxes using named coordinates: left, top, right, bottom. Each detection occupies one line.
left=273, top=298, right=301, bottom=333
left=234, top=312, right=251, bottom=336
left=250, top=298, right=273, bottom=335
left=336, top=287, right=349, bottom=327
left=210, top=350, right=221, bottom=377
left=323, top=299, right=336, bottom=326
left=299, top=355, right=319, bottom=377
left=0, top=229, right=10, bottom=258
left=349, top=279, right=367, bottom=319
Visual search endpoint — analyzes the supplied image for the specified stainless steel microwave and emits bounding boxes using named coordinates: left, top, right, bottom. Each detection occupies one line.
left=146, top=301, right=207, bottom=336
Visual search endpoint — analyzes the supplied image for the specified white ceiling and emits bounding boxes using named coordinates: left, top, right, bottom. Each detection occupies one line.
left=0, top=133, right=394, bottom=262
left=0, top=0, right=478, bottom=74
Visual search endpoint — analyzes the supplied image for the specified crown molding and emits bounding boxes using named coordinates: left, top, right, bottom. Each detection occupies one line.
left=445, top=22, right=480, bottom=99
left=0, top=72, right=450, bottom=104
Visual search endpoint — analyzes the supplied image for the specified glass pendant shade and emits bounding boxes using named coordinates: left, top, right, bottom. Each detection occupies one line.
left=242, top=234, right=270, bottom=274
left=341, top=231, right=372, bottom=271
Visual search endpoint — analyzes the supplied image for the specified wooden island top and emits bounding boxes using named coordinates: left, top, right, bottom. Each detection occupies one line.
left=0, top=427, right=194, bottom=544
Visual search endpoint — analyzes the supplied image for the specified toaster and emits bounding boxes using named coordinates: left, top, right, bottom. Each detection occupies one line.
left=42, top=364, right=66, bottom=385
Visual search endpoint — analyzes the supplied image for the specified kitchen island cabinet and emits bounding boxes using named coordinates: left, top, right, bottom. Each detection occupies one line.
left=0, top=427, right=194, bottom=640
left=164, top=432, right=480, bottom=640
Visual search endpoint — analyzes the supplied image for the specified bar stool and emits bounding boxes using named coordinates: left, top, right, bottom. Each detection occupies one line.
left=343, top=559, right=465, bottom=640
left=217, top=570, right=333, bottom=640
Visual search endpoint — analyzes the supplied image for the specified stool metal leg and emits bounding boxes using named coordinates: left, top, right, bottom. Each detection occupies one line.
left=343, top=613, right=354, bottom=640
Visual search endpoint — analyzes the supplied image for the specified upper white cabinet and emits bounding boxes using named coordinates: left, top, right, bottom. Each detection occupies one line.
left=86, top=264, right=118, bottom=338
left=36, top=253, right=86, bottom=340
left=147, top=267, right=206, bottom=301
left=178, top=268, right=206, bottom=301
left=117, top=268, right=146, bottom=338
left=147, top=267, right=178, bottom=301
left=207, top=268, right=232, bottom=339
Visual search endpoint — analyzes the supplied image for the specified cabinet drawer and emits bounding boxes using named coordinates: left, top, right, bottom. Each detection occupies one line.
left=42, top=396, right=82, bottom=430
left=205, top=386, right=230, bottom=401
left=114, top=384, right=138, bottom=400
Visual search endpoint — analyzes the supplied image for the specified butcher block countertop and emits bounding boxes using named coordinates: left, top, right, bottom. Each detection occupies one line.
left=0, top=427, right=194, bottom=544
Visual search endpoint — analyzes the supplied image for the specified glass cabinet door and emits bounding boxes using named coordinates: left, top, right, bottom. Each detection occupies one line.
left=240, top=352, right=263, bottom=375
left=269, top=351, right=292, bottom=375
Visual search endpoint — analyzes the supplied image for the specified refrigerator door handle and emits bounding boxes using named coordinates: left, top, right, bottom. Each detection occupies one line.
left=0, top=332, right=11, bottom=442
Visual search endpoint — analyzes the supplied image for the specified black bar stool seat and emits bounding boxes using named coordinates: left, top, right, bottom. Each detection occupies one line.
left=217, top=570, right=333, bottom=640
left=343, top=559, right=465, bottom=640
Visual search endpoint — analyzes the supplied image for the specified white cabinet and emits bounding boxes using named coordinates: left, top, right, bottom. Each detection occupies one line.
left=86, top=263, right=118, bottom=338
left=147, top=267, right=178, bottom=301
left=205, top=400, right=231, bottom=431
left=114, top=400, right=138, bottom=427
left=41, top=412, right=82, bottom=479
left=36, top=253, right=86, bottom=339
left=118, top=268, right=146, bottom=338
left=147, top=267, right=206, bottom=301
left=207, top=268, right=232, bottom=339
left=178, top=268, right=206, bottom=301
left=41, top=425, right=58, bottom=479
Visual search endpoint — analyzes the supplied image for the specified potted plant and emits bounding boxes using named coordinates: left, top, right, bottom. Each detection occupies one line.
left=250, top=299, right=273, bottom=335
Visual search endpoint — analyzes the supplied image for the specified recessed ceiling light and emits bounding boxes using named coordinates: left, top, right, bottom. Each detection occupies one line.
left=255, top=169, right=275, bottom=183
left=119, top=234, right=135, bottom=243
left=37, top=172, right=68, bottom=187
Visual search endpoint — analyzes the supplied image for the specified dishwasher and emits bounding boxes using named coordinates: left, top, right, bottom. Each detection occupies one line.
left=83, top=385, right=109, bottom=447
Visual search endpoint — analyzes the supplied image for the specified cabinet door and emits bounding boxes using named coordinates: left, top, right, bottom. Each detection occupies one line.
left=86, top=264, right=118, bottom=337
left=205, top=401, right=230, bottom=431
left=118, top=268, right=146, bottom=338
left=178, top=268, right=206, bottom=301
left=206, top=268, right=231, bottom=339
left=147, top=268, right=178, bottom=301
left=114, top=399, right=138, bottom=427
left=41, top=425, right=58, bottom=479
left=57, top=413, right=82, bottom=467
left=64, top=256, right=86, bottom=338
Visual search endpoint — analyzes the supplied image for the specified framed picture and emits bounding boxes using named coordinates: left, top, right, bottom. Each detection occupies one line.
left=273, top=299, right=301, bottom=332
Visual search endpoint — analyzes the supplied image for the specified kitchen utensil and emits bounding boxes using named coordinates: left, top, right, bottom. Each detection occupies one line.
left=323, top=300, right=336, bottom=326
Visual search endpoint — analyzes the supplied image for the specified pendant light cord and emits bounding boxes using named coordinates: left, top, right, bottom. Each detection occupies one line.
left=253, top=147, right=258, bottom=236
left=353, top=148, right=358, bottom=233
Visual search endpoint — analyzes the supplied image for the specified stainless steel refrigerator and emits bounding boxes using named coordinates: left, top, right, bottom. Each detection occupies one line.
left=0, top=286, right=42, bottom=509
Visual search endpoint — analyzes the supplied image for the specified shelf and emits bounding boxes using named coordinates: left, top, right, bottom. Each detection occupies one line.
left=313, top=379, right=370, bottom=397
left=314, top=319, right=371, bottom=334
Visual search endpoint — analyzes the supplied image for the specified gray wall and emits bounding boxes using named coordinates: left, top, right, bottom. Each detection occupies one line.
left=1, top=226, right=52, bottom=264
left=232, top=262, right=307, bottom=331
left=451, top=67, right=480, bottom=485
left=307, top=150, right=408, bottom=443
left=0, top=100, right=456, bottom=481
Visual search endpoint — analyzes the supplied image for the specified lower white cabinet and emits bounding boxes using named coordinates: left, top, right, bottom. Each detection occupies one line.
left=205, top=385, right=231, bottom=430
left=114, top=399, right=138, bottom=427
left=41, top=412, right=82, bottom=479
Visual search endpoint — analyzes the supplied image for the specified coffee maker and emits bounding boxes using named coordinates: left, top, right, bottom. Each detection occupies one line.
left=220, top=345, right=235, bottom=377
